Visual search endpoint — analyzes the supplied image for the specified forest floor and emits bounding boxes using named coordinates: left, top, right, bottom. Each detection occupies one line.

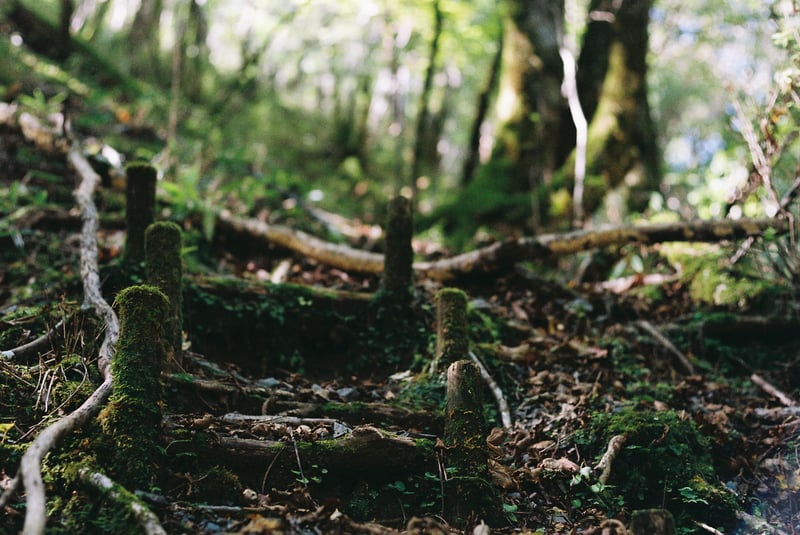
left=1, top=113, right=800, bottom=535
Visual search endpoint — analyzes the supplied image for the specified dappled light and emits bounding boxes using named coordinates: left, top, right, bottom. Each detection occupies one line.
left=1, top=0, right=800, bottom=533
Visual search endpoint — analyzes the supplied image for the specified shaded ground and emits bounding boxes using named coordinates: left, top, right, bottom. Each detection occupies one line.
left=1, top=114, right=799, bottom=535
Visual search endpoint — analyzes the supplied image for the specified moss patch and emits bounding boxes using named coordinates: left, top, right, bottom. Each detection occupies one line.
left=577, top=405, right=738, bottom=531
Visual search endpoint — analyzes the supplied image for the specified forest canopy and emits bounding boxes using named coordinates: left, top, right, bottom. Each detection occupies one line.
left=2, top=0, right=798, bottom=240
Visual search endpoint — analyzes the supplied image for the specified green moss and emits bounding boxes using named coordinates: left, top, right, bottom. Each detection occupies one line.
left=662, top=243, right=787, bottom=308
left=577, top=405, right=738, bottom=530
left=145, top=221, right=184, bottom=360
left=192, top=465, right=243, bottom=504
left=435, top=288, right=469, bottom=370
left=185, top=278, right=427, bottom=375
left=98, top=285, right=169, bottom=488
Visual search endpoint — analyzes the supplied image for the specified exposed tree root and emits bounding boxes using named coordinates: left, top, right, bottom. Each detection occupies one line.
left=469, top=351, right=512, bottom=430
left=594, top=434, right=627, bottom=486
left=0, top=145, right=120, bottom=535
left=78, top=468, right=167, bottom=535
left=751, top=373, right=797, bottom=407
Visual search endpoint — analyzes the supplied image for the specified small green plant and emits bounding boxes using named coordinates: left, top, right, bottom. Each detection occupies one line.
left=17, top=88, right=67, bottom=118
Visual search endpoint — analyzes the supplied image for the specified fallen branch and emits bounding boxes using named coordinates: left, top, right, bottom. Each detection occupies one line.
left=219, top=211, right=789, bottom=281
left=416, top=218, right=790, bottom=281
left=78, top=468, right=166, bottom=535
left=753, top=406, right=800, bottom=419
left=594, top=434, right=627, bottom=485
left=751, top=373, right=797, bottom=407
left=636, top=320, right=695, bottom=375
left=1, top=311, right=89, bottom=361
left=0, top=145, right=120, bottom=535
left=469, top=351, right=512, bottom=430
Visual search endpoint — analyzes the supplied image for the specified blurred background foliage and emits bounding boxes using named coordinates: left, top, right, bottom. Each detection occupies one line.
left=1, top=0, right=799, bottom=251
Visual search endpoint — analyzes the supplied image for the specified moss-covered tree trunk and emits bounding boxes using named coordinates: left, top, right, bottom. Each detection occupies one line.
left=123, top=163, right=157, bottom=264
left=443, top=360, right=501, bottom=527
left=98, top=285, right=169, bottom=489
left=492, top=0, right=566, bottom=204
left=433, top=288, right=468, bottom=373
left=128, top=0, right=163, bottom=79
left=563, top=0, right=660, bottom=219
left=488, top=0, right=659, bottom=226
left=145, top=222, right=183, bottom=367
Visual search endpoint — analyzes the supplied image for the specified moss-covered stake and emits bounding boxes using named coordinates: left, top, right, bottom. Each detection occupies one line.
left=443, top=360, right=500, bottom=526
left=145, top=221, right=183, bottom=366
left=124, top=163, right=157, bottom=263
left=99, top=285, right=169, bottom=489
left=380, top=195, right=414, bottom=302
left=630, top=509, right=675, bottom=535
left=434, top=288, right=468, bottom=373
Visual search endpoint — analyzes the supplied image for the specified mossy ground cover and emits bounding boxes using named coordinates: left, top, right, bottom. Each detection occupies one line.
left=1, top=110, right=799, bottom=533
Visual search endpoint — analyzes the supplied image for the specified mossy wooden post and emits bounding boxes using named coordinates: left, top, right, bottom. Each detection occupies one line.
left=124, top=163, right=157, bottom=263
left=98, top=285, right=169, bottom=489
left=145, top=221, right=183, bottom=367
left=433, top=288, right=468, bottom=373
left=380, top=195, right=414, bottom=303
left=630, top=509, right=675, bottom=535
left=443, top=360, right=500, bottom=527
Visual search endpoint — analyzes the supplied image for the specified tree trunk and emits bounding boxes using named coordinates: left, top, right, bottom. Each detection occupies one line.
left=563, top=0, right=661, bottom=219
left=461, top=32, right=503, bottom=187
left=489, top=0, right=659, bottom=226
left=409, top=1, right=444, bottom=195
left=492, top=0, right=566, bottom=212
left=128, top=0, right=163, bottom=79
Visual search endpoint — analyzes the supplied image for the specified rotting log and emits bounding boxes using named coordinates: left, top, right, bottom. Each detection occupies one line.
left=124, top=163, right=157, bottom=263
left=443, top=360, right=501, bottom=527
left=164, top=423, right=436, bottom=490
left=380, top=195, right=414, bottom=302
left=630, top=509, right=675, bottom=535
left=434, top=288, right=469, bottom=373
left=146, top=221, right=184, bottom=367
left=98, top=285, right=169, bottom=489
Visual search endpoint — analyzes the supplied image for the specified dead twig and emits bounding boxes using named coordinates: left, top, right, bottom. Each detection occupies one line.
left=0, top=317, right=65, bottom=361
left=288, top=427, right=306, bottom=486
left=731, top=171, right=800, bottom=264
left=636, top=320, right=695, bottom=375
left=469, top=351, right=512, bottom=430
left=751, top=373, right=797, bottom=407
